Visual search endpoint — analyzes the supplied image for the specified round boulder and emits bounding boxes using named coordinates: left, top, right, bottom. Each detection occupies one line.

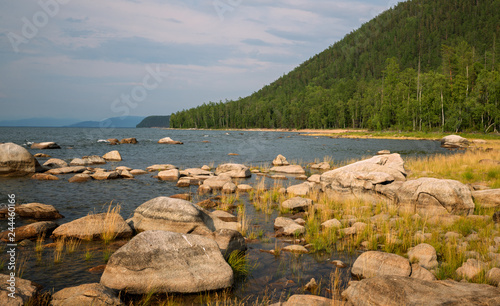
left=100, top=230, right=234, bottom=294
left=351, top=251, right=411, bottom=279
left=0, top=142, right=42, bottom=176
left=51, top=283, right=123, bottom=306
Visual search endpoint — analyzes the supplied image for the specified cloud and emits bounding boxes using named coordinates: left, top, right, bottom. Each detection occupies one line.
left=0, top=0, right=394, bottom=120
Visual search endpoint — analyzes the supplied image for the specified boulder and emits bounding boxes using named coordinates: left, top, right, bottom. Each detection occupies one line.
left=0, top=203, right=63, bottom=220
left=34, top=153, right=50, bottom=158
left=130, top=169, right=148, bottom=175
left=441, top=135, right=469, bottom=149
left=222, top=182, right=237, bottom=193
left=158, top=169, right=180, bottom=181
left=310, top=162, right=331, bottom=170
left=69, top=158, right=86, bottom=166
left=456, top=258, right=484, bottom=280
left=283, top=245, right=308, bottom=254
left=0, top=274, right=39, bottom=305
left=0, top=221, right=58, bottom=242
left=307, top=174, right=321, bottom=183
left=281, top=294, right=334, bottom=306
left=126, top=197, right=213, bottom=235
left=169, top=194, right=192, bottom=201
left=158, top=137, right=183, bottom=144
left=102, top=150, right=122, bottom=161
left=210, top=210, right=237, bottom=222
left=486, top=267, right=500, bottom=286
left=377, top=150, right=391, bottom=155
left=31, top=142, right=61, bottom=149
left=321, top=154, right=406, bottom=203
left=286, top=183, right=312, bottom=196
left=282, top=223, right=306, bottom=236
left=342, top=275, right=500, bottom=306
left=100, top=230, right=233, bottom=294
left=119, top=138, right=137, bottom=144
left=201, top=176, right=232, bottom=190
left=396, top=178, right=474, bottom=216
left=31, top=173, right=59, bottom=180
left=236, top=184, right=253, bottom=192
left=51, top=283, right=123, bottom=306
left=272, top=154, right=290, bottom=166
left=52, top=213, right=132, bottom=240
left=270, top=165, right=305, bottom=174
left=43, top=158, right=68, bottom=169
left=210, top=228, right=247, bottom=257
left=274, top=217, right=298, bottom=229
left=91, top=171, right=121, bottom=180
left=215, top=163, right=251, bottom=178
left=45, top=166, right=86, bottom=175
left=107, top=138, right=119, bottom=145
left=68, top=173, right=92, bottom=183
left=351, top=251, right=411, bottom=279
left=407, top=243, right=438, bottom=270
left=83, top=155, right=106, bottom=165
left=410, top=263, right=436, bottom=281
left=321, top=219, right=342, bottom=229
left=118, top=169, right=133, bottom=179
left=177, top=177, right=200, bottom=187
left=180, top=168, right=213, bottom=177
left=281, top=197, right=313, bottom=212
left=0, top=143, right=42, bottom=176
left=472, top=189, right=500, bottom=208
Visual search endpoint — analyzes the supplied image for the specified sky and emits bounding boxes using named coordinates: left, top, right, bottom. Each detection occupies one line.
left=0, top=0, right=401, bottom=122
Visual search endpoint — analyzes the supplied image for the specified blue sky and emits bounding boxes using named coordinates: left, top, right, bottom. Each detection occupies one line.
left=0, top=0, right=400, bottom=121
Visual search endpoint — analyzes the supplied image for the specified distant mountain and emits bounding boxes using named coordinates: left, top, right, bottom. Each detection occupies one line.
left=0, top=117, right=80, bottom=127
left=67, top=116, right=145, bottom=128
left=136, top=116, right=170, bottom=128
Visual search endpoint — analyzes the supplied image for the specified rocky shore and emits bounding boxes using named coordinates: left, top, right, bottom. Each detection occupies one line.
left=0, top=135, right=499, bottom=305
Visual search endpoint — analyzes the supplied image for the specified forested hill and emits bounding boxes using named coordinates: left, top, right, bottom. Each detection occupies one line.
left=136, top=116, right=170, bottom=128
left=170, top=0, right=500, bottom=133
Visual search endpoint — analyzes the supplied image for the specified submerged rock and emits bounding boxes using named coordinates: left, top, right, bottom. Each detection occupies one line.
left=68, top=173, right=92, bottom=183
left=31, top=173, right=59, bottom=180
left=119, top=138, right=137, bottom=144
left=158, top=137, right=183, bottom=144
left=0, top=142, right=43, bottom=176
left=100, top=230, right=234, bottom=294
left=46, top=166, right=86, bottom=175
left=42, top=158, right=68, bottom=169
left=270, top=165, right=305, bottom=174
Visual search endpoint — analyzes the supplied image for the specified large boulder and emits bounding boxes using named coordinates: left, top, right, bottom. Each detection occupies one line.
left=270, top=165, right=305, bottom=174
left=396, top=178, right=474, bottom=216
left=0, top=203, right=63, bottom=220
left=100, top=231, right=234, bottom=294
left=0, top=221, right=58, bottom=242
left=0, top=274, right=39, bottom=306
left=51, top=283, right=123, bottom=306
left=158, top=137, right=183, bottom=144
left=127, top=197, right=213, bottom=235
left=158, top=169, right=180, bottom=181
left=321, top=154, right=406, bottom=203
left=342, top=275, right=500, bottom=306
left=215, top=163, right=251, bottom=178
left=351, top=251, right=411, bottom=279
left=0, top=143, right=42, bottom=176
left=441, top=135, right=469, bottom=149
left=31, top=142, right=61, bottom=149
left=52, top=213, right=133, bottom=240
left=272, top=154, right=290, bottom=166
left=472, top=189, right=500, bottom=208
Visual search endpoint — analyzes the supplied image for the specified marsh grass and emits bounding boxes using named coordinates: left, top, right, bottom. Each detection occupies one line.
left=53, top=238, right=65, bottom=264
left=101, top=202, right=123, bottom=244
left=66, top=238, right=81, bottom=254
left=35, top=234, right=45, bottom=253
left=237, top=205, right=250, bottom=237
left=84, top=248, right=93, bottom=261
left=227, top=250, right=255, bottom=279
left=15, top=255, right=27, bottom=278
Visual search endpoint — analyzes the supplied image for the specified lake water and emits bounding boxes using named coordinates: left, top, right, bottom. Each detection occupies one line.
left=0, top=127, right=452, bottom=303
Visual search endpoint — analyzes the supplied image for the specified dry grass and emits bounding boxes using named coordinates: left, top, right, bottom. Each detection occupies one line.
left=406, top=140, right=500, bottom=188
left=101, top=202, right=123, bottom=244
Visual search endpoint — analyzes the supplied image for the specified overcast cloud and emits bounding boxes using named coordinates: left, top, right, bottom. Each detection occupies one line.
left=0, top=0, right=399, bottom=121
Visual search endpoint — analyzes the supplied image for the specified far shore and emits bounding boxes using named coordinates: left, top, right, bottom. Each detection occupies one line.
left=162, top=127, right=500, bottom=141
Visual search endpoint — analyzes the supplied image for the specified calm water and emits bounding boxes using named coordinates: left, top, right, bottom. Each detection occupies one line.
left=0, top=127, right=451, bottom=303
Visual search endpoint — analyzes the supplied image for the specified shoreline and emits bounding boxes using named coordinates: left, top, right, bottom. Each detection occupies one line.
left=162, top=127, right=500, bottom=141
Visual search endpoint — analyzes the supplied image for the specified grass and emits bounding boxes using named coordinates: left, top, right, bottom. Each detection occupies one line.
left=53, top=238, right=65, bottom=264
left=227, top=250, right=254, bottom=279
left=84, top=248, right=93, bottom=261
left=66, top=238, right=81, bottom=254
left=35, top=234, right=45, bottom=253
left=101, top=202, right=123, bottom=244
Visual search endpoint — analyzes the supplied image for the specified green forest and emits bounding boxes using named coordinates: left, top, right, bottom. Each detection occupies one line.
left=170, top=0, right=500, bottom=133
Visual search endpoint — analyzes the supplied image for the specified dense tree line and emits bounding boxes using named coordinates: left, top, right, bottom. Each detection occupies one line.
left=171, top=0, right=500, bottom=133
